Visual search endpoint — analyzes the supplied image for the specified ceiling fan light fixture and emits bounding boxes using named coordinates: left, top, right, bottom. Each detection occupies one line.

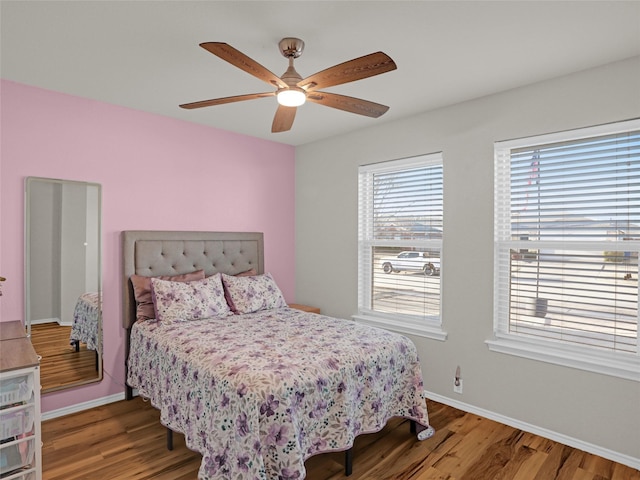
left=183, top=39, right=397, bottom=132
left=277, top=87, right=306, bottom=107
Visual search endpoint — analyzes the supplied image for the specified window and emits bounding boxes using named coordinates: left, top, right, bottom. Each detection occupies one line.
left=354, top=154, right=446, bottom=340
left=491, top=119, right=640, bottom=380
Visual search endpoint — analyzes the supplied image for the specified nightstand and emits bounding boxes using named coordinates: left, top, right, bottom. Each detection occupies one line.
left=288, top=303, right=321, bottom=314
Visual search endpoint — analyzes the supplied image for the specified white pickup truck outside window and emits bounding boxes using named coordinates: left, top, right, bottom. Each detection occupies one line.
left=355, top=153, right=446, bottom=340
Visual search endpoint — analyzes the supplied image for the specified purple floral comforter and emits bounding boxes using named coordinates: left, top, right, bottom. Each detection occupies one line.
left=70, top=292, right=101, bottom=351
left=127, top=307, right=431, bottom=480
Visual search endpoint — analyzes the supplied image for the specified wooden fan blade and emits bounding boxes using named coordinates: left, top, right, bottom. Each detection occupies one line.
left=200, top=42, right=288, bottom=89
left=271, top=105, right=297, bottom=133
left=306, top=91, right=390, bottom=118
left=180, top=92, right=275, bottom=109
left=298, top=52, right=396, bottom=91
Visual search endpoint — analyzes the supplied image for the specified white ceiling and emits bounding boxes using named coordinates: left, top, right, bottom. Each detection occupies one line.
left=2, top=1, right=639, bottom=146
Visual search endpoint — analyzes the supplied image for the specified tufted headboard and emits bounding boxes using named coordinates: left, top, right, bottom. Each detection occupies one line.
left=121, top=230, right=264, bottom=330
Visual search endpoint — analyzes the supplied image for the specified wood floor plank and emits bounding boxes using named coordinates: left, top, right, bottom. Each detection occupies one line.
left=41, top=398, right=640, bottom=480
left=613, top=463, right=640, bottom=480
left=30, top=322, right=99, bottom=391
left=511, top=450, right=552, bottom=480
left=461, top=429, right=523, bottom=479
left=493, top=443, right=537, bottom=480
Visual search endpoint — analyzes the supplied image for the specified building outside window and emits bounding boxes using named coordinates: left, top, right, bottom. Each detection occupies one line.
left=491, top=119, right=640, bottom=381
left=355, top=153, right=446, bottom=340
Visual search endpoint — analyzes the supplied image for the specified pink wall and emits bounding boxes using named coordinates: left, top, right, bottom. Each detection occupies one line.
left=0, top=80, right=296, bottom=413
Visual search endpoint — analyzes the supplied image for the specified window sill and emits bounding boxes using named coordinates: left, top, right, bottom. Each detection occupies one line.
left=486, top=335, right=640, bottom=382
left=352, top=313, right=447, bottom=341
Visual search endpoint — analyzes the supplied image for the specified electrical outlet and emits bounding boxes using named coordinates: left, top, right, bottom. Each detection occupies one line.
left=454, top=365, right=462, bottom=394
left=454, top=379, right=463, bottom=394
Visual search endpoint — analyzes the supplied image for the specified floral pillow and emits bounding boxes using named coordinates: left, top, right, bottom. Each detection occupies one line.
left=221, top=272, right=287, bottom=314
left=221, top=268, right=257, bottom=308
left=150, top=274, right=231, bottom=322
left=130, top=270, right=205, bottom=322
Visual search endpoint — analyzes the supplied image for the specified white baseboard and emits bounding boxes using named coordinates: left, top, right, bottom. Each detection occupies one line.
left=42, top=392, right=125, bottom=421
left=30, top=318, right=72, bottom=327
left=424, top=390, right=640, bottom=471
left=30, top=318, right=59, bottom=326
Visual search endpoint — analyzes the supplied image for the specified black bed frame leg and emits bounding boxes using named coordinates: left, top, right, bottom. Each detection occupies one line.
left=345, top=447, right=353, bottom=476
left=167, top=427, right=174, bottom=451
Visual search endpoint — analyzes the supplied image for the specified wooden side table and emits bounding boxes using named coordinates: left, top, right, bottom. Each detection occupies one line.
left=0, top=320, right=27, bottom=341
left=288, top=303, right=321, bottom=314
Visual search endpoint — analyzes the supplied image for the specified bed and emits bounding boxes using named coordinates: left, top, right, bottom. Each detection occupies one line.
left=122, top=230, right=434, bottom=480
left=70, top=292, right=101, bottom=352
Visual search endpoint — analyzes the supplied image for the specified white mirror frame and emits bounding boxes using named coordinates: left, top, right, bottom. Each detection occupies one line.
left=24, top=176, right=102, bottom=393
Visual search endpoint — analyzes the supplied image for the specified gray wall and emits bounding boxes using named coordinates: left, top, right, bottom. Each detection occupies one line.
left=29, top=182, right=62, bottom=321
left=59, top=182, right=89, bottom=325
left=295, top=56, right=640, bottom=462
left=28, top=180, right=99, bottom=326
left=28, top=181, right=61, bottom=322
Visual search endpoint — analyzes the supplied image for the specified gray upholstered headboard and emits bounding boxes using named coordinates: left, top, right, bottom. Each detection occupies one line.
left=121, top=230, right=264, bottom=329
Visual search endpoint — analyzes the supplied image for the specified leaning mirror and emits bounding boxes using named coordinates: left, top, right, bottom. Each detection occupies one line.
left=25, top=177, right=102, bottom=393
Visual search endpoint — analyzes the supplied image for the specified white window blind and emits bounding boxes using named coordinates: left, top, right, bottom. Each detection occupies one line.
left=357, top=154, right=444, bottom=338
left=494, top=119, right=640, bottom=373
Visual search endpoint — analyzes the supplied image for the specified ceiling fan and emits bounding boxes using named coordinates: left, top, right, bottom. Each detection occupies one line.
left=179, top=38, right=397, bottom=133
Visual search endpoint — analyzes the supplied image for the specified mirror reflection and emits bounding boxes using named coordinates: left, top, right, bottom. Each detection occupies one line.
left=25, top=177, right=102, bottom=393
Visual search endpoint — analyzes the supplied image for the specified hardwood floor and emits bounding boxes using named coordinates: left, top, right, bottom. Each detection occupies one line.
left=30, top=322, right=98, bottom=391
left=41, top=398, right=639, bottom=480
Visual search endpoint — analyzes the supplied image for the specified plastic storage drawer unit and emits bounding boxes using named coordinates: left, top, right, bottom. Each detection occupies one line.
left=0, top=436, right=35, bottom=476
left=0, top=376, right=34, bottom=409
left=0, top=405, right=34, bottom=439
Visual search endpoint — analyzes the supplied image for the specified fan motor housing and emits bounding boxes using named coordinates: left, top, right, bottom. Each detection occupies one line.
left=279, top=37, right=305, bottom=58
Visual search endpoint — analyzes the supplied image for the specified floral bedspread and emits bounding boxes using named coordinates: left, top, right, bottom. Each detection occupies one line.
left=70, top=292, right=100, bottom=351
left=127, top=307, right=431, bottom=480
